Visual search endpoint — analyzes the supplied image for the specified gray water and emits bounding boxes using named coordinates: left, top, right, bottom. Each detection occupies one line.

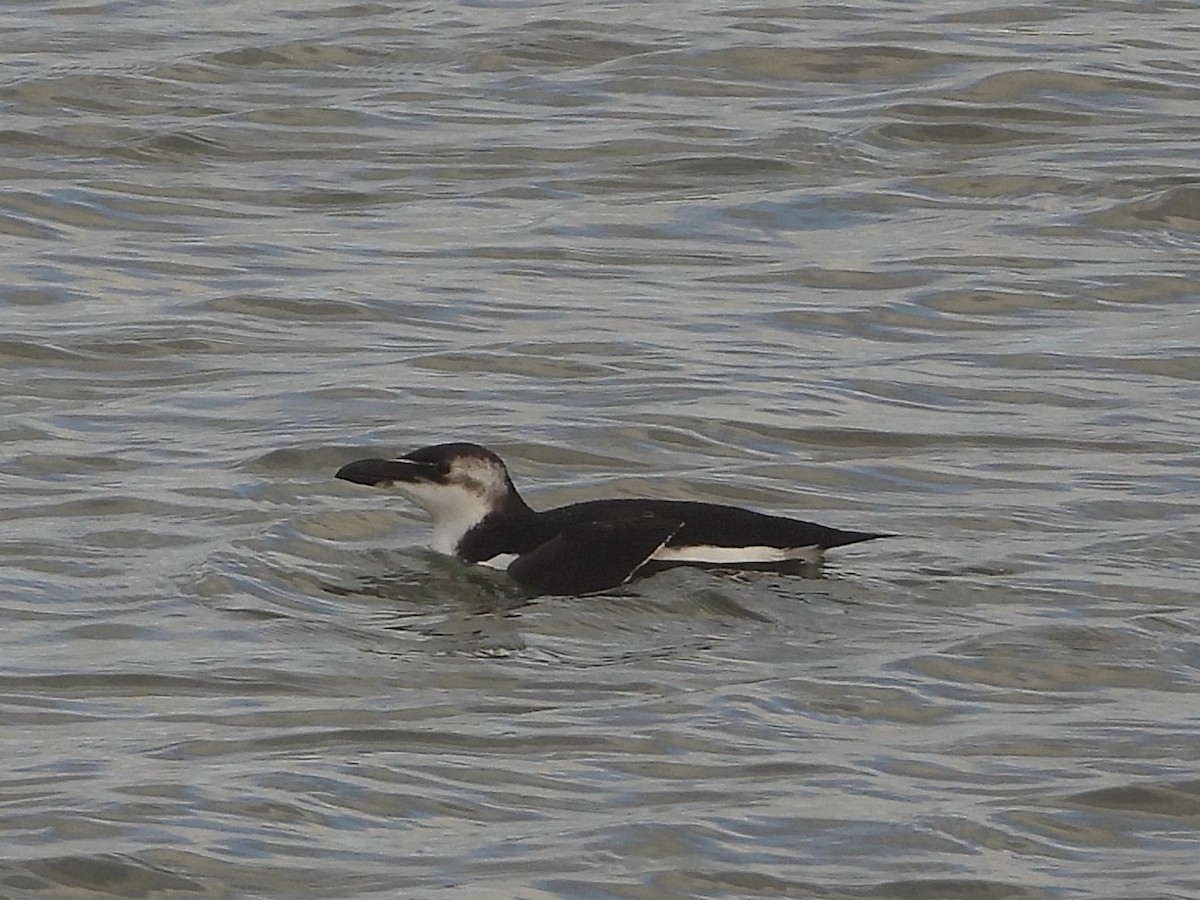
left=3, top=1, right=1199, bottom=897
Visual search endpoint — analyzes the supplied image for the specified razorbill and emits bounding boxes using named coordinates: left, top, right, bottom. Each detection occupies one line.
left=335, top=442, right=887, bottom=595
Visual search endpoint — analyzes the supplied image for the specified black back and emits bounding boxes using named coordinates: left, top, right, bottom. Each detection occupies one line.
left=456, top=498, right=884, bottom=564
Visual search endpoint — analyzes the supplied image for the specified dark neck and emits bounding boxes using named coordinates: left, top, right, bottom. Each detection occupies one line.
left=456, top=487, right=537, bottom=562
left=498, top=478, right=534, bottom=518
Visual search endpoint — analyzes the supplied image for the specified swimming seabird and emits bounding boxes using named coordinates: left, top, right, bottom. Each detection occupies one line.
left=335, top=442, right=886, bottom=595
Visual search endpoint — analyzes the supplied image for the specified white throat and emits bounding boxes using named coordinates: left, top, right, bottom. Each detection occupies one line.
left=381, top=459, right=515, bottom=556
left=428, top=504, right=489, bottom=556
left=383, top=482, right=490, bottom=554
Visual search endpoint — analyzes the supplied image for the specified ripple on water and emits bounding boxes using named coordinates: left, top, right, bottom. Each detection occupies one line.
left=3, top=0, right=1200, bottom=896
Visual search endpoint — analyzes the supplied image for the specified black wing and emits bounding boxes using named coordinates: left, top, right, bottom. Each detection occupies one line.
left=540, top=499, right=886, bottom=551
left=506, top=517, right=682, bottom=596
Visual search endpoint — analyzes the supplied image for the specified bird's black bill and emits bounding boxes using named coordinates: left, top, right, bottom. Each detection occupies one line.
left=335, top=457, right=437, bottom=487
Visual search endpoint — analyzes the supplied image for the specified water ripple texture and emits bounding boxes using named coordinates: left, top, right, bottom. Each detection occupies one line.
left=2, top=1, right=1198, bottom=898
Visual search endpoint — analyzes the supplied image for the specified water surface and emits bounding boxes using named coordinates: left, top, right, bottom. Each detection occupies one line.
left=2, top=1, right=1199, bottom=897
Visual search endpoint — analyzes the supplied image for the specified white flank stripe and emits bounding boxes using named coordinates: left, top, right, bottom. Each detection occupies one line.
left=651, top=544, right=823, bottom=565
left=478, top=553, right=519, bottom=571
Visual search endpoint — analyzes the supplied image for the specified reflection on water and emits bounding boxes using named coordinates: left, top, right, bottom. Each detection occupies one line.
left=2, top=0, right=1199, bottom=897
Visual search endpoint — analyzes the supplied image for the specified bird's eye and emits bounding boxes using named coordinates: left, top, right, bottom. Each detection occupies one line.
left=437, top=461, right=452, bottom=477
